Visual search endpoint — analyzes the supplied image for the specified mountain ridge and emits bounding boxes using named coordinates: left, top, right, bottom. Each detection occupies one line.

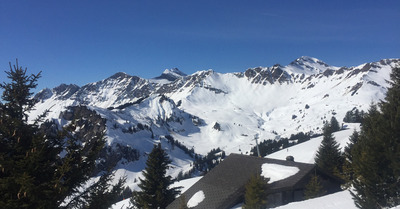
left=35, top=57, right=398, bottom=108
left=29, top=57, right=399, bottom=191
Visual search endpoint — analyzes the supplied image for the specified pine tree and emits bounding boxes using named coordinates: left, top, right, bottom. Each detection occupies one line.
left=304, top=174, right=326, bottom=199
left=343, top=129, right=359, bottom=163
left=343, top=111, right=352, bottom=123
left=341, top=130, right=359, bottom=186
left=330, top=116, right=341, bottom=132
left=314, top=121, right=344, bottom=177
left=131, top=143, right=180, bottom=209
left=351, top=67, right=400, bottom=208
left=243, top=174, right=269, bottom=209
left=0, top=61, right=124, bottom=209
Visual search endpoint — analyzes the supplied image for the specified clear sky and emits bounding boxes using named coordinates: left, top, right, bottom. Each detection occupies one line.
left=1, top=0, right=399, bottom=91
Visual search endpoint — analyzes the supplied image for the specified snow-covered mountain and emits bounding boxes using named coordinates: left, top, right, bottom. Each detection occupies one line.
left=29, top=57, right=399, bottom=190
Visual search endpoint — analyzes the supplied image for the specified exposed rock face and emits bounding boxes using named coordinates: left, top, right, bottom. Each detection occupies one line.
left=28, top=57, right=400, bottom=181
left=213, top=122, right=221, bottom=131
left=243, top=65, right=291, bottom=85
left=34, top=88, right=53, bottom=101
left=53, top=84, right=80, bottom=99
left=34, top=58, right=400, bottom=112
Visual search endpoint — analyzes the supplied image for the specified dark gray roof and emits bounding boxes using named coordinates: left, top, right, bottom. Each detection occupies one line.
left=167, top=153, right=315, bottom=209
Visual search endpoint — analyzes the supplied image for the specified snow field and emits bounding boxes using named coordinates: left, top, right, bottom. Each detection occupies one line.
left=29, top=58, right=399, bottom=209
left=267, top=123, right=360, bottom=163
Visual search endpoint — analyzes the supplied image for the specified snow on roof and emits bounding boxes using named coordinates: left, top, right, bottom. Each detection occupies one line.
left=261, top=163, right=300, bottom=183
left=172, top=176, right=202, bottom=195
left=167, top=154, right=318, bottom=209
left=187, top=190, right=205, bottom=208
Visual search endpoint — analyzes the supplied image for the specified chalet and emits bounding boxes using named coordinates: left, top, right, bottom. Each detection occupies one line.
left=167, top=153, right=342, bottom=209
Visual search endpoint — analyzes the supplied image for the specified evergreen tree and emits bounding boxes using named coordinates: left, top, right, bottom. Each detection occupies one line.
left=64, top=170, right=126, bottom=209
left=0, top=61, right=124, bottom=209
left=351, top=67, right=400, bottom=208
left=243, top=174, right=269, bottom=209
left=304, top=174, right=326, bottom=199
left=330, top=116, right=341, bottom=132
left=341, top=130, right=359, bottom=186
left=343, top=129, right=359, bottom=163
left=314, top=122, right=344, bottom=177
left=343, top=108, right=365, bottom=123
left=343, top=111, right=352, bottom=123
left=131, top=143, right=180, bottom=209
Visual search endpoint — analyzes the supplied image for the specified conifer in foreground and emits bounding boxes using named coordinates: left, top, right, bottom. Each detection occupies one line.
left=351, top=67, right=400, bottom=208
left=131, top=143, right=180, bottom=209
left=304, top=174, right=326, bottom=199
left=243, top=174, right=269, bottom=209
left=341, top=130, right=360, bottom=187
left=0, top=61, right=124, bottom=209
left=314, top=122, right=344, bottom=177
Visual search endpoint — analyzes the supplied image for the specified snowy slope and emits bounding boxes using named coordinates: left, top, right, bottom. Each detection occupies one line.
left=273, top=190, right=357, bottom=209
left=110, top=122, right=361, bottom=209
left=28, top=57, right=399, bottom=196
left=267, top=123, right=360, bottom=163
left=229, top=191, right=358, bottom=209
left=111, top=177, right=202, bottom=209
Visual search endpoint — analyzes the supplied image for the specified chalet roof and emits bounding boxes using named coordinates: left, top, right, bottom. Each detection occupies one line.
left=167, top=153, right=316, bottom=209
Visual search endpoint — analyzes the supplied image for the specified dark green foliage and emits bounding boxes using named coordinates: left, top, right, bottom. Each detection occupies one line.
left=251, top=132, right=314, bottom=157
left=243, top=174, right=269, bottom=209
left=0, top=61, right=124, bottom=209
left=343, top=107, right=365, bottom=123
left=64, top=171, right=126, bottom=209
left=251, top=138, right=291, bottom=157
left=351, top=67, right=400, bottom=209
left=304, top=174, right=326, bottom=199
left=341, top=130, right=360, bottom=186
left=180, top=148, right=226, bottom=180
left=97, top=144, right=140, bottom=172
left=192, top=148, right=225, bottom=173
left=0, top=61, right=41, bottom=122
left=314, top=122, right=344, bottom=177
left=165, top=135, right=226, bottom=179
left=131, top=143, right=180, bottom=209
left=343, top=129, right=359, bottom=163
left=165, top=135, right=195, bottom=158
left=329, top=116, right=341, bottom=132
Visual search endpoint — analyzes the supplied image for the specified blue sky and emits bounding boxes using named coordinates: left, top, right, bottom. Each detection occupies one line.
left=1, top=0, right=399, bottom=91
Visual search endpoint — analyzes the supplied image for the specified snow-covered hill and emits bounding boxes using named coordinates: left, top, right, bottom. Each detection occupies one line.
left=29, top=57, right=399, bottom=192
left=111, top=124, right=362, bottom=209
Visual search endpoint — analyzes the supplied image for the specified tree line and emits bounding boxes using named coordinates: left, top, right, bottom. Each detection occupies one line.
left=1, top=60, right=399, bottom=209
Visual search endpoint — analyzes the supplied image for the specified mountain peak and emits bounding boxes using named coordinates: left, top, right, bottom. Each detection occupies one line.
left=286, top=56, right=333, bottom=75
left=163, top=68, right=186, bottom=76
left=290, top=56, right=329, bottom=67
left=296, top=56, right=321, bottom=63
left=109, top=72, right=131, bottom=79
left=154, top=68, right=187, bottom=81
